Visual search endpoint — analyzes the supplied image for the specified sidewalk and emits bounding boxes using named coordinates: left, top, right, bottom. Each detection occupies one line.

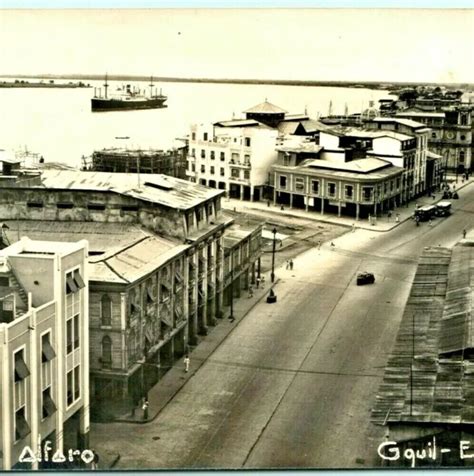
left=223, top=176, right=474, bottom=233
left=112, top=270, right=279, bottom=424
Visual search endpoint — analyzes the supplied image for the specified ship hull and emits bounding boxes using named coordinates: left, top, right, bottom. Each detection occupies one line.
left=91, top=97, right=167, bottom=112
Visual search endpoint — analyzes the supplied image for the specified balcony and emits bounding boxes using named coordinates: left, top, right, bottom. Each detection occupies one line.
left=229, top=160, right=251, bottom=169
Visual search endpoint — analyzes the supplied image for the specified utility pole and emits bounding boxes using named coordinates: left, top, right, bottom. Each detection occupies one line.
left=271, top=227, right=277, bottom=283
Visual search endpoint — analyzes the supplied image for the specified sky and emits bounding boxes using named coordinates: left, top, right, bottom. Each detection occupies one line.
left=0, top=8, right=473, bottom=83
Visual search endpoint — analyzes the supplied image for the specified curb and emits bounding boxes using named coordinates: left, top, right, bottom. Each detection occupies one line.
left=111, top=278, right=281, bottom=425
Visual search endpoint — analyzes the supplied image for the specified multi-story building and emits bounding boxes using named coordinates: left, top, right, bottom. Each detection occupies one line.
left=395, top=107, right=472, bottom=174
left=0, top=237, right=89, bottom=470
left=186, top=101, right=321, bottom=201
left=272, top=136, right=404, bottom=220
left=366, top=117, right=431, bottom=197
left=0, top=166, right=264, bottom=418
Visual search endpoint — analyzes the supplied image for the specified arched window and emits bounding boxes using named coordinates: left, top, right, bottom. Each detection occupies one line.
left=460, top=115, right=467, bottom=126
left=101, top=294, right=112, bottom=326
left=102, top=336, right=112, bottom=368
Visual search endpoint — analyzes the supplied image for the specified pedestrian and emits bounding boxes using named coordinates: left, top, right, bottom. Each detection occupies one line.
left=289, top=259, right=294, bottom=270
left=256, top=277, right=261, bottom=289
left=91, top=450, right=99, bottom=470
left=184, top=354, right=190, bottom=373
left=318, top=240, right=322, bottom=250
left=248, top=286, right=254, bottom=298
left=463, top=229, right=467, bottom=239
left=387, top=210, right=392, bottom=222
left=351, top=223, right=355, bottom=232
left=330, top=242, right=335, bottom=250
left=286, top=260, right=290, bottom=269
left=395, top=213, right=400, bottom=223
left=142, top=399, right=149, bottom=420
left=260, top=275, right=265, bottom=286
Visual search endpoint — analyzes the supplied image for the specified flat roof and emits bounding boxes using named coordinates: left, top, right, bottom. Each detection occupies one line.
left=303, top=157, right=393, bottom=173
left=396, top=111, right=445, bottom=118
left=372, top=116, right=427, bottom=129
left=276, top=143, right=323, bottom=154
left=37, top=170, right=223, bottom=210
left=214, top=119, right=260, bottom=128
left=343, top=128, right=413, bottom=141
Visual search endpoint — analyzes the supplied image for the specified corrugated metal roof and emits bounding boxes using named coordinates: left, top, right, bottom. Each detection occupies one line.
left=89, top=236, right=189, bottom=283
left=37, top=170, right=223, bottom=210
left=244, top=101, right=287, bottom=114
left=372, top=244, right=474, bottom=426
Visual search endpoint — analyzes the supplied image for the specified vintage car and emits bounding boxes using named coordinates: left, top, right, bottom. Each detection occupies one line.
left=356, top=272, right=375, bottom=286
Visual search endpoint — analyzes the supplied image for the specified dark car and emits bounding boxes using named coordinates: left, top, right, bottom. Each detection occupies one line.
left=357, top=272, right=375, bottom=285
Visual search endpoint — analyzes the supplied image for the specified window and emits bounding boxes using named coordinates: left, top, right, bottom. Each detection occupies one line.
left=66, top=269, right=85, bottom=294
left=460, top=115, right=467, bottom=126
left=362, top=187, right=373, bottom=201
left=102, top=336, right=112, bottom=369
left=327, top=183, right=336, bottom=197
left=101, top=294, right=112, bottom=326
left=311, top=180, right=319, bottom=194
left=191, top=163, right=196, bottom=172
left=196, top=208, right=202, bottom=222
left=384, top=182, right=388, bottom=194
left=41, top=333, right=56, bottom=363
left=210, top=151, right=215, bottom=160
left=67, top=365, right=80, bottom=406
left=66, top=314, right=80, bottom=354
left=203, top=132, right=208, bottom=141
left=390, top=180, right=394, bottom=192
left=220, top=152, right=225, bottom=161
left=431, top=132, right=436, bottom=139
left=345, top=185, right=353, bottom=199
left=244, top=170, right=250, bottom=179
left=200, top=164, right=205, bottom=173
left=14, top=349, right=29, bottom=440
left=231, top=168, right=239, bottom=178
left=191, top=148, right=195, bottom=157
left=460, top=151, right=465, bottom=163
left=220, top=167, right=225, bottom=176
left=87, top=203, right=106, bottom=211
left=201, top=150, right=205, bottom=159
left=279, top=175, right=287, bottom=188
left=210, top=166, right=215, bottom=175
left=245, top=137, right=251, bottom=147
left=56, top=202, right=74, bottom=209
left=191, top=132, right=196, bottom=141
left=26, top=201, right=43, bottom=209
left=231, top=153, right=239, bottom=163
left=244, top=154, right=250, bottom=165
left=121, top=205, right=139, bottom=212
left=295, top=178, right=304, bottom=191
left=42, top=387, right=56, bottom=419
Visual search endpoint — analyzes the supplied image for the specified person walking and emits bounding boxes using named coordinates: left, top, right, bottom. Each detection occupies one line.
left=91, top=450, right=99, bottom=470
left=286, top=260, right=290, bottom=270
left=142, top=399, right=149, bottom=420
left=330, top=242, right=335, bottom=250
left=351, top=223, right=356, bottom=232
left=289, top=259, right=294, bottom=270
left=463, top=229, right=467, bottom=239
left=256, top=276, right=261, bottom=289
left=184, top=354, right=190, bottom=373
left=317, top=240, right=322, bottom=250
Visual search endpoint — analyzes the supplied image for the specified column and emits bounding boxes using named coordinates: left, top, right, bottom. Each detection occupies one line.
left=338, top=201, right=342, bottom=217
left=305, top=195, right=309, bottom=211
left=290, top=193, right=293, bottom=209
left=240, top=184, right=244, bottom=200
left=250, top=185, right=254, bottom=202
left=77, top=406, right=90, bottom=452
left=321, top=199, right=325, bottom=215
left=273, top=189, right=277, bottom=206
left=356, top=203, right=360, bottom=221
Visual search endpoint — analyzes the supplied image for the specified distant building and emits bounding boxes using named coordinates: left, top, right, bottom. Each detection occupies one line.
left=372, top=242, right=474, bottom=468
left=0, top=238, right=89, bottom=470
left=83, top=147, right=188, bottom=179
left=186, top=101, right=324, bottom=201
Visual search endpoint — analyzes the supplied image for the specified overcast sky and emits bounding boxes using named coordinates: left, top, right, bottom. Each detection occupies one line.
left=0, top=8, right=472, bottom=83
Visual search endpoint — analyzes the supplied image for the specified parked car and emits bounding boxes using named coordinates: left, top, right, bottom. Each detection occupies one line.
left=357, top=272, right=375, bottom=285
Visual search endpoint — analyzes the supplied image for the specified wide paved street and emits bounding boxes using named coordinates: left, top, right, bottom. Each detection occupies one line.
left=92, top=182, right=474, bottom=469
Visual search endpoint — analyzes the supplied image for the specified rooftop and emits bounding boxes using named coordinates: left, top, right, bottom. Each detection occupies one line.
left=37, top=170, right=223, bottom=210
left=343, top=128, right=413, bottom=141
left=396, top=111, right=446, bottom=119
left=303, top=157, right=394, bottom=173
left=244, top=101, right=287, bottom=115
left=372, top=243, right=474, bottom=426
left=214, top=119, right=260, bottom=128
left=0, top=236, right=86, bottom=259
left=372, top=116, right=427, bottom=129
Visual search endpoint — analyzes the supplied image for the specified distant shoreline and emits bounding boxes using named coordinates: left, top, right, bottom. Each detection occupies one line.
left=2, top=74, right=473, bottom=91
left=0, top=80, right=91, bottom=89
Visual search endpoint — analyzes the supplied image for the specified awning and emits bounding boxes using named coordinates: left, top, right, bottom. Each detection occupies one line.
left=73, top=269, right=85, bottom=289
left=15, top=411, right=31, bottom=440
left=66, top=274, right=78, bottom=293
left=42, top=389, right=57, bottom=418
left=41, top=335, right=56, bottom=362
left=14, top=352, right=30, bottom=381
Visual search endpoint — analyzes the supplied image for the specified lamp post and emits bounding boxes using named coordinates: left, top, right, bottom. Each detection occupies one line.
left=228, top=250, right=235, bottom=322
left=271, top=227, right=277, bottom=283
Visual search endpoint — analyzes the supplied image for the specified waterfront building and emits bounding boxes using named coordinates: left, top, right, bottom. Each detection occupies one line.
left=272, top=135, right=404, bottom=220
left=372, top=242, right=474, bottom=468
left=82, top=146, right=188, bottom=179
left=0, top=238, right=89, bottom=470
left=0, top=165, right=263, bottom=418
left=186, top=101, right=323, bottom=201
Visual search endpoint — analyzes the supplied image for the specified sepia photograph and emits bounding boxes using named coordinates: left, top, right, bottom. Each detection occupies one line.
left=0, top=2, right=473, bottom=471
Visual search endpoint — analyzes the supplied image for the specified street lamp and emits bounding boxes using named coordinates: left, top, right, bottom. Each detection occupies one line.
left=270, top=227, right=277, bottom=283
left=228, top=250, right=235, bottom=322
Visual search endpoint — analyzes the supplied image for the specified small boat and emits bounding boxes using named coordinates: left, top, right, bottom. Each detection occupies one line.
left=91, top=75, right=167, bottom=112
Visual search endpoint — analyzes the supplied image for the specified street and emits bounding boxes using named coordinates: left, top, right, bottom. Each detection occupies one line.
left=91, top=182, right=474, bottom=469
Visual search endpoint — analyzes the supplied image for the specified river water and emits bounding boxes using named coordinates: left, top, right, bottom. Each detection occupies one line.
left=0, top=78, right=389, bottom=168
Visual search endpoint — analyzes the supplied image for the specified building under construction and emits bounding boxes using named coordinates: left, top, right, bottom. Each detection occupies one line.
left=83, top=146, right=188, bottom=179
